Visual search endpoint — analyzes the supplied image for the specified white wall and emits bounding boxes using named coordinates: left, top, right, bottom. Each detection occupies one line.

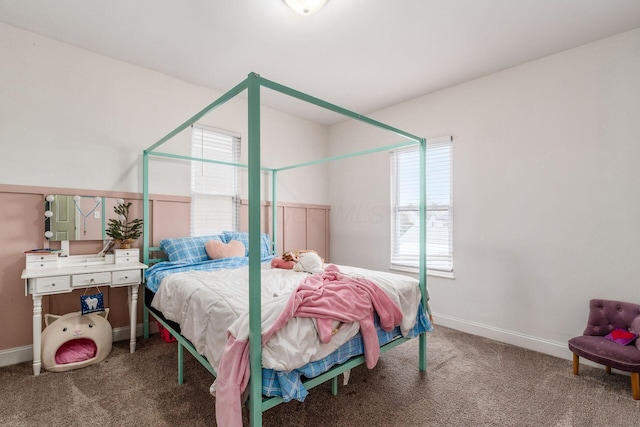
left=329, top=28, right=640, bottom=360
left=0, top=23, right=329, bottom=205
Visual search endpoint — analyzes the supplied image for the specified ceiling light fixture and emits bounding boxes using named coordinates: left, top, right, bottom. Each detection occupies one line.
left=283, top=0, right=328, bottom=15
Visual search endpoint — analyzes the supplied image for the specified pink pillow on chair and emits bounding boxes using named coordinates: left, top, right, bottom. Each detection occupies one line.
left=205, top=240, right=245, bottom=260
left=604, top=328, right=638, bottom=346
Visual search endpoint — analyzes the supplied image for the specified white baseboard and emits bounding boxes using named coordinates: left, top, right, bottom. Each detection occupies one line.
left=112, top=322, right=159, bottom=342
left=433, top=313, right=626, bottom=372
left=0, top=322, right=158, bottom=368
left=433, top=312, right=573, bottom=361
left=0, top=345, right=33, bottom=368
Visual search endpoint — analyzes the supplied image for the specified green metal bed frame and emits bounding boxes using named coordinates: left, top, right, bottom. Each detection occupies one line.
left=141, top=72, right=428, bottom=426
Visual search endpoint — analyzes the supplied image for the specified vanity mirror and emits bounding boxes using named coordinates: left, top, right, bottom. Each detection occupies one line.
left=44, top=195, right=122, bottom=241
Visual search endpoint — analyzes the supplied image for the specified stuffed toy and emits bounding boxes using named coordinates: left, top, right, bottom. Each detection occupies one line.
left=41, top=309, right=112, bottom=372
left=282, top=251, right=299, bottom=262
left=293, top=251, right=325, bottom=274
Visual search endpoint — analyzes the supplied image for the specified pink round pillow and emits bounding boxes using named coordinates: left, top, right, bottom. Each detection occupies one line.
left=270, top=257, right=296, bottom=269
left=205, top=239, right=245, bottom=260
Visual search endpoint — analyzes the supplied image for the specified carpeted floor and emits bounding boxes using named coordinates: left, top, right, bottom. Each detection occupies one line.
left=1, top=325, right=640, bottom=426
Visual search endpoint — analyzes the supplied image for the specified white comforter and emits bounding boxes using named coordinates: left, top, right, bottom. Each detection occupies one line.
left=151, top=264, right=422, bottom=374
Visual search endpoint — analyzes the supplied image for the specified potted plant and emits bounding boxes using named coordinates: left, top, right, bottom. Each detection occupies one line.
left=106, top=200, right=143, bottom=249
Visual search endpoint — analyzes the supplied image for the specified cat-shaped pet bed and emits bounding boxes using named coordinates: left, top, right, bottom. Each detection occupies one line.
left=41, top=309, right=112, bottom=372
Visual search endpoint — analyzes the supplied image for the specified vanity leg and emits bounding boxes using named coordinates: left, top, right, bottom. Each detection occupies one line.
left=129, top=285, right=138, bottom=353
left=32, top=295, right=43, bottom=376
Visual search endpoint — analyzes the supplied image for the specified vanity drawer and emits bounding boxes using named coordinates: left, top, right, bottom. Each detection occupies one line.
left=26, top=253, right=59, bottom=263
left=26, top=260, right=58, bottom=270
left=72, top=272, right=111, bottom=287
left=25, top=254, right=59, bottom=271
left=116, top=255, right=139, bottom=264
left=34, top=276, right=71, bottom=293
left=115, top=249, right=139, bottom=264
left=111, top=269, right=140, bottom=286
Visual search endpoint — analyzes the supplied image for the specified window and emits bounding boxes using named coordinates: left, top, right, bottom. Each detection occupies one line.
left=190, top=125, right=241, bottom=236
left=391, top=136, right=453, bottom=274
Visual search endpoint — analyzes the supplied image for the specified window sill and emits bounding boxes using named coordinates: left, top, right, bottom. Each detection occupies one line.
left=389, top=265, right=455, bottom=280
left=427, top=269, right=455, bottom=279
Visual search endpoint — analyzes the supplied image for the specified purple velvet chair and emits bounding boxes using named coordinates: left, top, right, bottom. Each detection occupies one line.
left=568, top=299, right=640, bottom=399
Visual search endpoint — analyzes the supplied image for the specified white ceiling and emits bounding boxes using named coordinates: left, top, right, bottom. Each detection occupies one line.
left=2, top=0, right=640, bottom=125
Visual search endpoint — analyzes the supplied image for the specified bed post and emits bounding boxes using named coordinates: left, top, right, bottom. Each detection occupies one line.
left=142, top=150, right=150, bottom=339
left=271, top=170, right=278, bottom=255
left=418, top=137, right=428, bottom=372
left=247, top=72, right=263, bottom=427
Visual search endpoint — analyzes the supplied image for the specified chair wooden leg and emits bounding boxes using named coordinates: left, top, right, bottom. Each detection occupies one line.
left=605, top=366, right=611, bottom=375
left=572, top=353, right=579, bottom=375
left=632, top=373, right=640, bottom=400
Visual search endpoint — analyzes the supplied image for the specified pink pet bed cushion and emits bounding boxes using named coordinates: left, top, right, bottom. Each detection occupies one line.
left=55, top=338, right=97, bottom=364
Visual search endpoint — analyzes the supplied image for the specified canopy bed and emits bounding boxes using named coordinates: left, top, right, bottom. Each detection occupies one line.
left=141, top=72, right=431, bottom=426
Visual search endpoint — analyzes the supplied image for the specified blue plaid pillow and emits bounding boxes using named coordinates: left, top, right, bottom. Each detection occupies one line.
left=159, top=235, right=223, bottom=263
left=221, top=231, right=272, bottom=258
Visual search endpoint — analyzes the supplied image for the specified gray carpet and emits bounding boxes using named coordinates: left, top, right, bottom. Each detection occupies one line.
left=2, top=325, right=640, bottom=426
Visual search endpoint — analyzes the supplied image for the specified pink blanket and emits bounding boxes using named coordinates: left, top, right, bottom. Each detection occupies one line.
left=215, top=265, right=403, bottom=427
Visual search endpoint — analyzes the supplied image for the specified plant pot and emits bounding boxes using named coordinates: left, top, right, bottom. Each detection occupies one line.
left=118, top=239, right=134, bottom=249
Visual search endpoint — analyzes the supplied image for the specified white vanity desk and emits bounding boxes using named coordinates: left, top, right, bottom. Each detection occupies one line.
left=21, top=251, right=147, bottom=376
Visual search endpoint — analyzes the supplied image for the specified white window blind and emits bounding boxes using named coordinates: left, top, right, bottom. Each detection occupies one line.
left=190, top=125, right=241, bottom=236
left=391, top=136, right=453, bottom=273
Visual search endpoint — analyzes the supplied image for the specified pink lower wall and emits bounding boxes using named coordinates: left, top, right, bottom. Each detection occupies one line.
left=0, top=184, right=190, bottom=351
left=239, top=200, right=330, bottom=262
left=0, top=192, right=44, bottom=349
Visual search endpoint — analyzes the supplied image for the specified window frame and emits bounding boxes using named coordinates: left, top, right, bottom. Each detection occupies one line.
left=190, top=124, right=241, bottom=236
left=390, top=136, right=453, bottom=277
